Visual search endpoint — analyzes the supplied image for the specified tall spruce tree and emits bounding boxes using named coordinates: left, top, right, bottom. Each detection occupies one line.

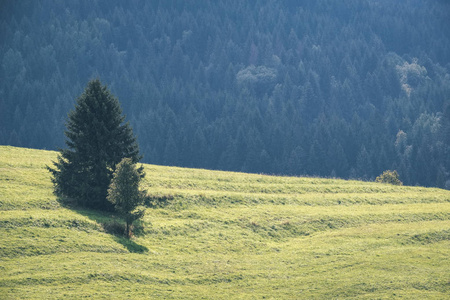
left=48, top=79, right=142, bottom=210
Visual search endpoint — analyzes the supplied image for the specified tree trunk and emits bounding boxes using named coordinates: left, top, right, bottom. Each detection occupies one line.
left=126, top=221, right=130, bottom=239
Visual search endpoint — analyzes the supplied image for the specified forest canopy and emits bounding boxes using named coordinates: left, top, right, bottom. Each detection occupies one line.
left=1, top=0, right=449, bottom=188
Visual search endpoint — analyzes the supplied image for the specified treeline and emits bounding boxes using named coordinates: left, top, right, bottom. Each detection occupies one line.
left=1, top=0, right=449, bottom=188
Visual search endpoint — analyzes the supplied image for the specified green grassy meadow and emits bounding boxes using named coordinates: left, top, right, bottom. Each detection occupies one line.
left=0, top=145, right=449, bottom=299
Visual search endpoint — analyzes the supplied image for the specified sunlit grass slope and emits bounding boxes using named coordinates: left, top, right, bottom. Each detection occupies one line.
left=1, top=145, right=449, bottom=299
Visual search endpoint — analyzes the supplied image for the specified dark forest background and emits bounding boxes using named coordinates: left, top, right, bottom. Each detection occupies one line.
left=1, top=0, right=450, bottom=188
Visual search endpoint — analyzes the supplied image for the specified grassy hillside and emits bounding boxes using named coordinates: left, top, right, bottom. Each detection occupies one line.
left=0, top=145, right=449, bottom=299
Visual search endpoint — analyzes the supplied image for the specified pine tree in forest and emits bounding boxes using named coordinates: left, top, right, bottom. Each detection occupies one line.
left=48, top=79, right=142, bottom=210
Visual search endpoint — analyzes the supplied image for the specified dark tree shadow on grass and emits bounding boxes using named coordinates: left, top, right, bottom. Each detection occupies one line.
left=113, top=236, right=148, bottom=253
left=57, top=196, right=148, bottom=254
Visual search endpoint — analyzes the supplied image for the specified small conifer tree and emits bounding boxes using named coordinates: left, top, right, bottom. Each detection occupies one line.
left=107, top=157, right=146, bottom=238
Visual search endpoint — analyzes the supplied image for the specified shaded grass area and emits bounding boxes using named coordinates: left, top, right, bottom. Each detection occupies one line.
left=0, top=146, right=449, bottom=299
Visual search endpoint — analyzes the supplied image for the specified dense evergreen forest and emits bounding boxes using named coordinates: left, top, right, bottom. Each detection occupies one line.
left=1, top=0, right=450, bottom=188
